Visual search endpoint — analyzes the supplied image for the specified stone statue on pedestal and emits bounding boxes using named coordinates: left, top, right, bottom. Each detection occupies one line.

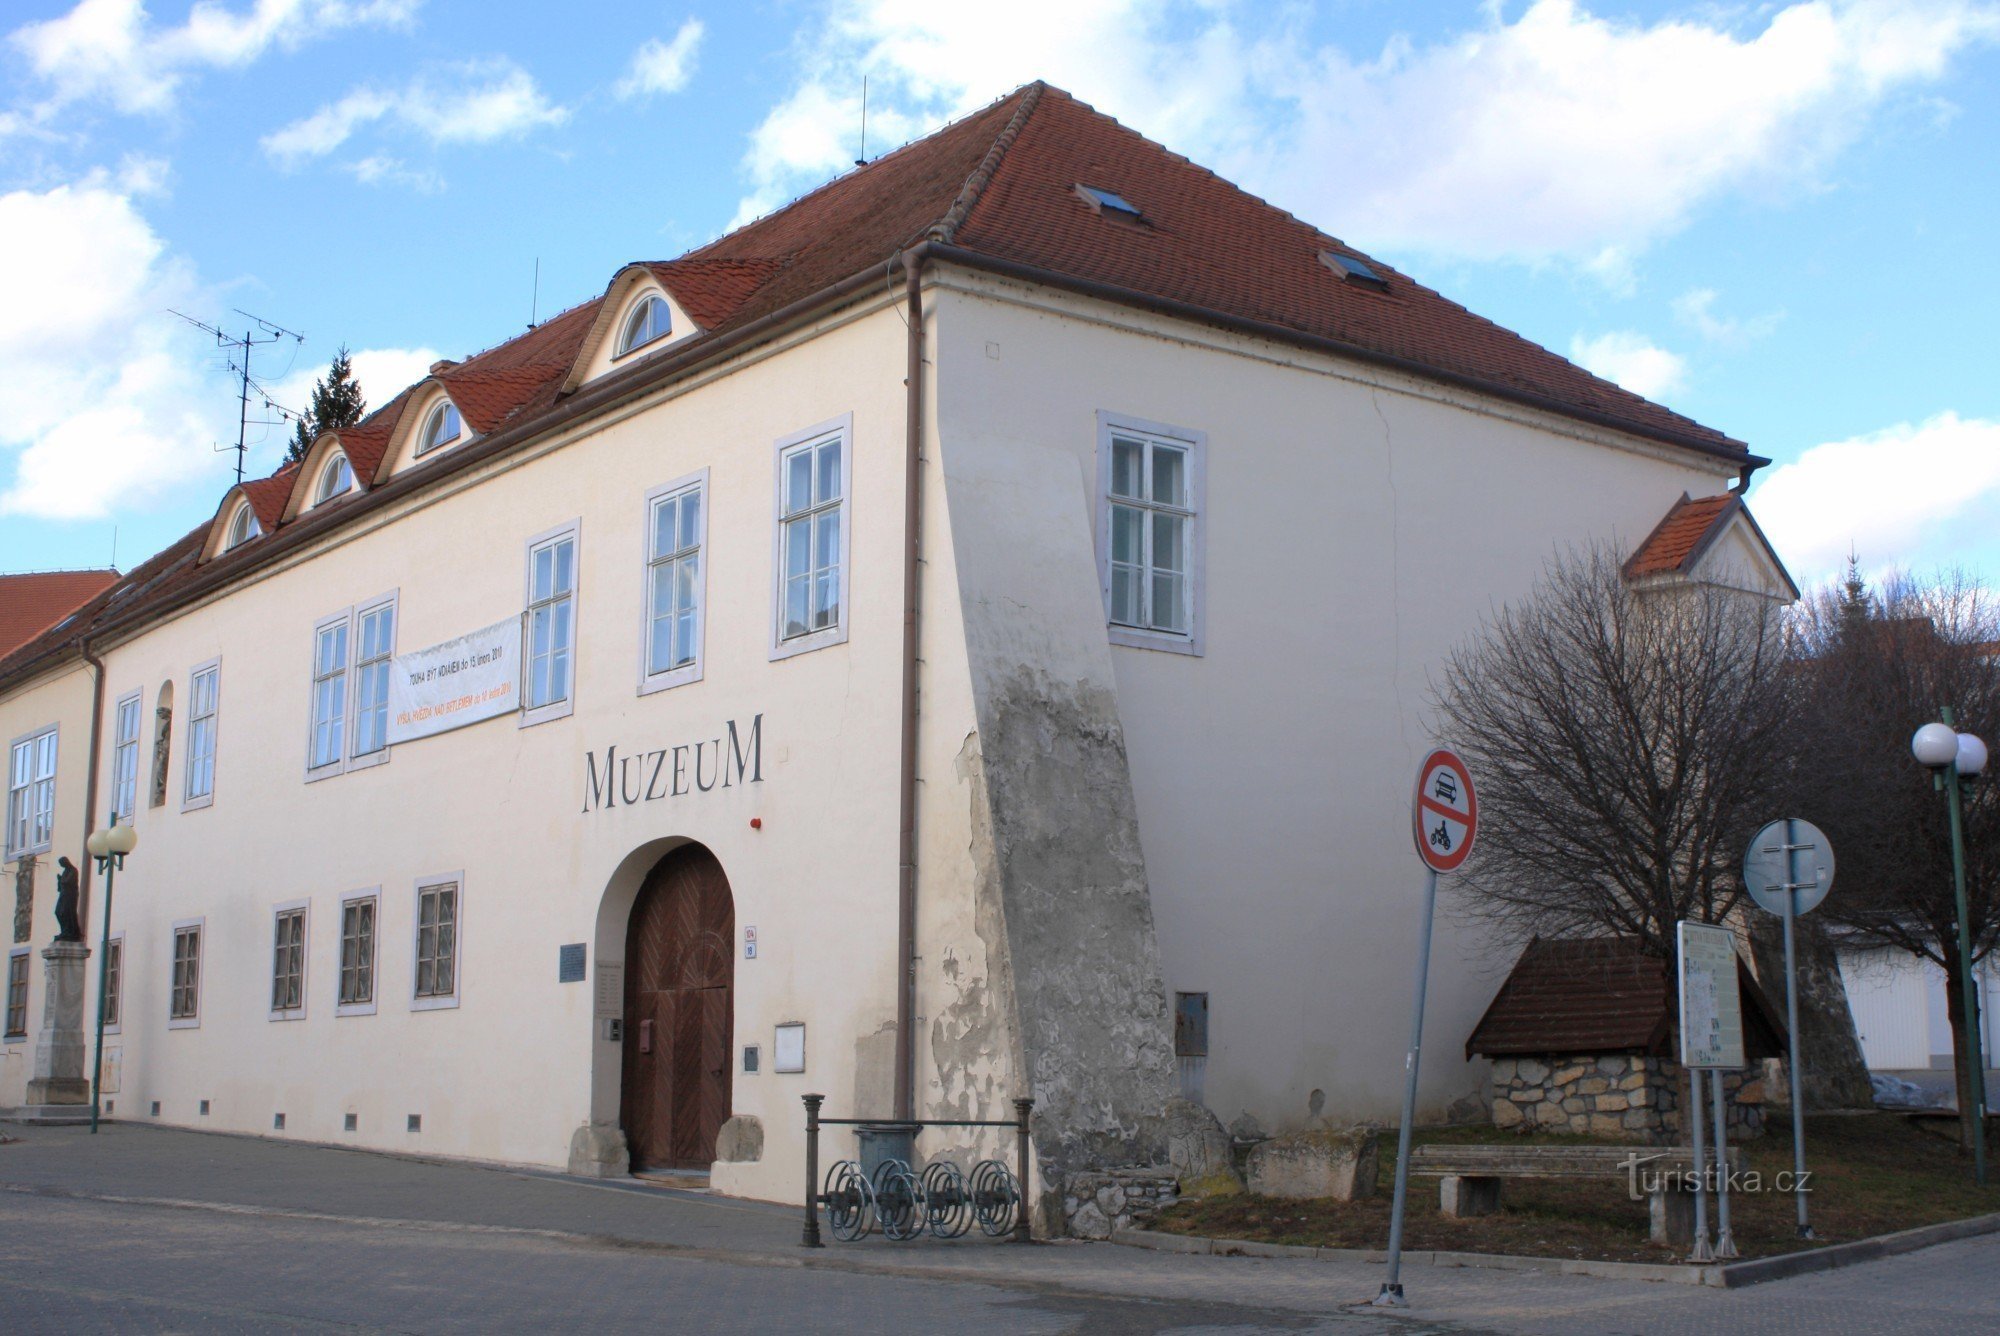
left=53, top=857, right=83, bottom=943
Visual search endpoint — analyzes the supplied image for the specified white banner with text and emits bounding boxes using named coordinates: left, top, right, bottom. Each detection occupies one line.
left=385, top=617, right=520, bottom=746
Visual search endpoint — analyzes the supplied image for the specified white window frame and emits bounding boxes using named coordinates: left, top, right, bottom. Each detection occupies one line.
left=1095, top=411, right=1206, bottom=657
left=226, top=502, right=261, bottom=550
left=182, top=658, right=220, bottom=811
left=305, top=592, right=398, bottom=781
left=769, top=414, right=853, bottom=662
left=306, top=610, right=351, bottom=782
left=102, top=931, right=124, bottom=1035
left=4, top=946, right=28, bottom=1042
left=349, top=594, right=398, bottom=769
left=615, top=292, right=671, bottom=358
left=521, top=520, right=580, bottom=728
left=314, top=452, right=353, bottom=505
left=639, top=470, right=708, bottom=695
left=270, top=900, right=309, bottom=1021
left=415, top=399, right=463, bottom=457
left=109, top=691, right=141, bottom=823
left=6, top=723, right=58, bottom=859
left=336, top=889, right=380, bottom=1018
left=168, top=917, right=204, bottom=1030
left=410, top=873, right=463, bottom=1012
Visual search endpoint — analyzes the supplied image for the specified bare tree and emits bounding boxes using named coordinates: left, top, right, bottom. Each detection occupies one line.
left=1432, top=544, right=1796, bottom=957
left=1790, top=565, right=2000, bottom=1150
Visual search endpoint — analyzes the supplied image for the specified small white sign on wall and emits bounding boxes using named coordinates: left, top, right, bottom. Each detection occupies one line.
left=594, top=962, right=624, bottom=1019
left=774, top=1022, right=806, bottom=1074
left=744, top=926, right=757, bottom=959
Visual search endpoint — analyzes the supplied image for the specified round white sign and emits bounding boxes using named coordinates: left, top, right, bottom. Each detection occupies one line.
left=1743, top=818, right=1834, bottom=918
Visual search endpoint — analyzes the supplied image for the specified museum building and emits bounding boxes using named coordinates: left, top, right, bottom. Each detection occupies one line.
left=0, top=83, right=1796, bottom=1225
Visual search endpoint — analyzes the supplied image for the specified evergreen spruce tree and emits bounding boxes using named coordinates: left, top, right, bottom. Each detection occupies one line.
left=1837, top=550, right=1872, bottom=645
left=287, top=347, right=367, bottom=463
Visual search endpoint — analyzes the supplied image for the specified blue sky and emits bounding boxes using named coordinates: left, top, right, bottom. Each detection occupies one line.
left=2, top=0, right=1998, bottom=593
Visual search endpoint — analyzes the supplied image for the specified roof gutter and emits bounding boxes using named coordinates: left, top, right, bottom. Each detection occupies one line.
left=921, top=243, right=1767, bottom=473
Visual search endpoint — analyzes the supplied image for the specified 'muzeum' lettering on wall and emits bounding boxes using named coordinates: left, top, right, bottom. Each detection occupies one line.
left=582, top=715, right=763, bottom=813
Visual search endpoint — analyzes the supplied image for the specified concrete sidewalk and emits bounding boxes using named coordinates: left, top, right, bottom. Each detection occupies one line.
left=5, top=1121, right=1999, bottom=1334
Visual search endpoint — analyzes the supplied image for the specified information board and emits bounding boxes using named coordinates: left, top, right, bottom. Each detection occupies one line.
left=1677, top=921, right=1746, bottom=1070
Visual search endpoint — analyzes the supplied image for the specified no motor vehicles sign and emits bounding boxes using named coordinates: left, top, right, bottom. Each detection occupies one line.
left=1412, top=748, right=1477, bottom=874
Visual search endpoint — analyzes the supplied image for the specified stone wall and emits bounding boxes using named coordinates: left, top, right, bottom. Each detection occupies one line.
left=1490, top=1055, right=1764, bottom=1143
left=1062, top=1168, right=1180, bottom=1238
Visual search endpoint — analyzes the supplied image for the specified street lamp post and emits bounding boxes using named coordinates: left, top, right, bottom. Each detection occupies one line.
left=85, top=814, right=137, bottom=1135
left=1913, top=715, right=1989, bottom=1185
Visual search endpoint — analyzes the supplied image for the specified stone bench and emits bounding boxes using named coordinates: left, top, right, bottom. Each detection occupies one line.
left=1410, top=1143, right=1743, bottom=1246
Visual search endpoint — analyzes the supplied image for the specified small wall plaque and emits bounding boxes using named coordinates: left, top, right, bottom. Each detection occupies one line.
left=743, top=925, right=758, bottom=959
left=558, top=943, right=586, bottom=983
left=774, top=1021, right=806, bottom=1074
left=743, top=1044, right=760, bottom=1073
left=594, top=962, right=624, bottom=1018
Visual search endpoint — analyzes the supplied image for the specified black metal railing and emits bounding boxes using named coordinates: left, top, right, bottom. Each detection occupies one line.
left=801, top=1094, right=1033, bottom=1247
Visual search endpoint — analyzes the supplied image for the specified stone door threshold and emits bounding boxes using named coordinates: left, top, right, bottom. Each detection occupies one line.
left=629, top=1170, right=712, bottom=1193
left=1108, top=1209, right=2000, bottom=1290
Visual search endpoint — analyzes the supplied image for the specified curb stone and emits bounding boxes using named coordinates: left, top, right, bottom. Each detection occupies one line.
left=1109, top=1210, right=2000, bottom=1289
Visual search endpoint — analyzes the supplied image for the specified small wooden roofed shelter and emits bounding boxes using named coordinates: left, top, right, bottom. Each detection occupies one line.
left=1466, top=936, right=1787, bottom=1063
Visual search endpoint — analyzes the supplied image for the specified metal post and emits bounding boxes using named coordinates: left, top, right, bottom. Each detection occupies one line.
left=1013, top=1097, right=1034, bottom=1243
left=1374, top=868, right=1438, bottom=1308
left=88, top=838, right=118, bottom=1135
left=1709, top=1065, right=1737, bottom=1258
left=802, top=1093, right=824, bottom=1247
left=1781, top=821, right=1814, bottom=1235
left=1688, top=1067, right=1714, bottom=1263
left=1943, top=706, right=1987, bottom=1185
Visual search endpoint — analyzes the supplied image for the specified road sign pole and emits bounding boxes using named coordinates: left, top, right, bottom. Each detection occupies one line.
left=1374, top=865, right=1438, bottom=1309
left=1688, top=1065, right=1714, bottom=1263
left=1781, top=819, right=1814, bottom=1237
left=1709, top=1064, right=1737, bottom=1258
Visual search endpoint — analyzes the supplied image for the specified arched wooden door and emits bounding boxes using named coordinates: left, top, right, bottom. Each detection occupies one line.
left=621, top=843, right=734, bottom=1171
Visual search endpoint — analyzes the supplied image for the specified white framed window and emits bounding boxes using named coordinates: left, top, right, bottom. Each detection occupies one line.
left=4, top=947, right=27, bottom=1040
left=183, top=659, right=220, bottom=810
left=315, top=453, right=354, bottom=504
left=770, top=416, right=852, bottom=660
left=523, top=522, right=579, bottom=725
left=110, top=692, right=141, bottom=823
left=337, top=891, right=379, bottom=1017
left=271, top=902, right=308, bottom=1020
left=6, top=724, right=58, bottom=858
left=411, top=875, right=462, bottom=1011
left=351, top=597, right=396, bottom=764
left=225, top=502, right=261, bottom=550
left=641, top=471, right=707, bottom=694
left=169, top=918, right=203, bottom=1029
left=102, top=932, right=123, bottom=1034
left=416, top=400, right=462, bottom=456
left=616, top=293, right=671, bottom=356
left=308, top=613, right=349, bottom=778
left=1096, top=412, right=1206, bottom=656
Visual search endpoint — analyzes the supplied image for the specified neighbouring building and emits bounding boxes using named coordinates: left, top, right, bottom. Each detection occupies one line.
left=0, top=570, right=118, bottom=660
left=0, top=83, right=1798, bottom=1229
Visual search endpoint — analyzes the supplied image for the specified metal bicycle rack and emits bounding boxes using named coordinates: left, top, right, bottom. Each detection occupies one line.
left=801, top=1095, right=1033, bottom=1247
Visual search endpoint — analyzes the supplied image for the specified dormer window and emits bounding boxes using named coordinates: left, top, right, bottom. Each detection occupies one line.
left=1077, top=184, right=1142, bottom=221
left=314, top=453, right=353, bottom=505
left=617, top=295, right=671, bottom=356
left=417, top=401, right=462, bottom=456
left=225, top=503, right=261, bottom=550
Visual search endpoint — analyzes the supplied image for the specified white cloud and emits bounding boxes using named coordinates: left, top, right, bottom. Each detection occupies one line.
left=1568, top=331, right=1687, bottom=400
left=10, top=0, right=421, bottom=120
left=1750, top=412, right=2000, bottom=583
left=0, top=176, right=239, bottom=520
left=616, top=19, right=704, bottom=101
left=1673, top=289, right=1784, bottom=347
left=344, top=154, right=441, bottom=192
left=261, top=58, right=569, bottom=167
left=735, top=0, right=2000, bottom=263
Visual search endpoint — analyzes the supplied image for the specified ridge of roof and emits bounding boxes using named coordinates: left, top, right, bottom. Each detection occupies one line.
left=932, top=80, right=1046, bottom=246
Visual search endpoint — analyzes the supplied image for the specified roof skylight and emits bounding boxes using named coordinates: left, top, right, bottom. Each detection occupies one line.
left=1320, top=250, right=1389, bottom=291
left=1077, top=184, right=1141, bottom=220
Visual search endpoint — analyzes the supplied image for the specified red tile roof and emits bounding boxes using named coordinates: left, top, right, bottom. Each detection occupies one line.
left=0, top=80, right=1761, bottom=689
left=0, top=569, right=119, bottom=659
left=1626, top=493, right=1738, bottom=579
left=1465, top=937, right=1786, bottom=1060
left=239, top=466, right=299, bottom=534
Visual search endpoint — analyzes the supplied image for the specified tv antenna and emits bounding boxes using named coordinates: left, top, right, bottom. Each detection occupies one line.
left=171, top=308, right=305, bottom=485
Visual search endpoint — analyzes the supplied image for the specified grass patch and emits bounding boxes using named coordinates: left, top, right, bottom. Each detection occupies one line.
left=1150, top=1114, right=2000, bottom=1264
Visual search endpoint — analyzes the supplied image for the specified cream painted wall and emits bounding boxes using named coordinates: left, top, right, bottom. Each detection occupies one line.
left=28, top=297, right=996, bottom=1204
left=0, top=662, right=96, bottom=1108
left=929, top=271, right=1742, bottom=1136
